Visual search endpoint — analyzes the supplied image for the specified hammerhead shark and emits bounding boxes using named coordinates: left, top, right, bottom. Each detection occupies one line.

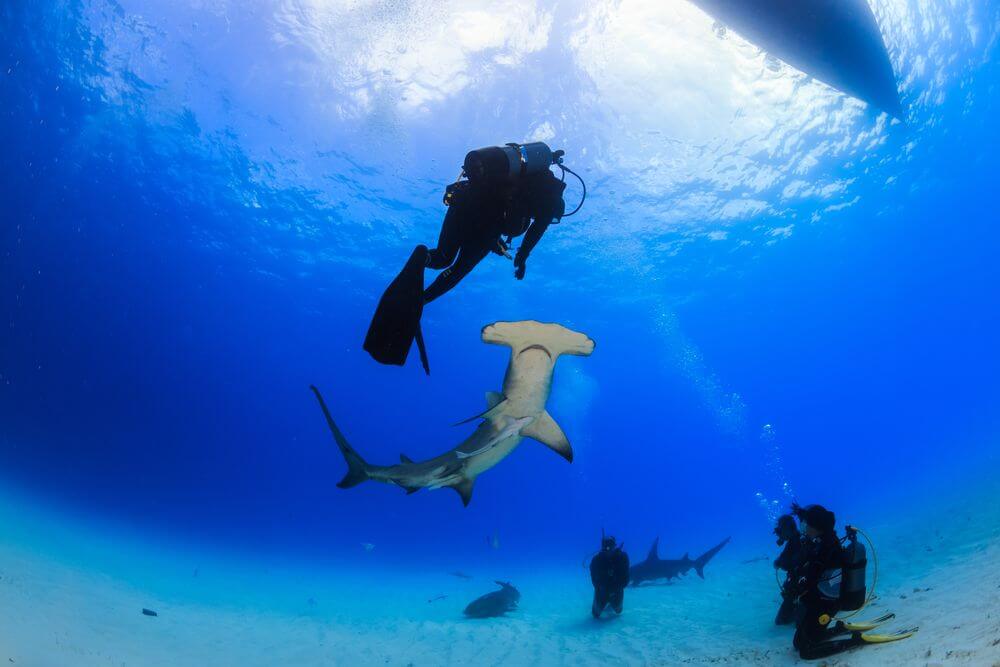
left=311, top=320, right=595, bottom=506
left=629, top=537, right=731, bottom=586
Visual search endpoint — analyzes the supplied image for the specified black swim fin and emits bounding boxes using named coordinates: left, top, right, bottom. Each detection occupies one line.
left=363, top=245, right=431, bottom=374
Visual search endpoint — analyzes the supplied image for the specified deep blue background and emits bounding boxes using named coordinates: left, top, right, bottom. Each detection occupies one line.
left=2, top=0, right=998, bottom=566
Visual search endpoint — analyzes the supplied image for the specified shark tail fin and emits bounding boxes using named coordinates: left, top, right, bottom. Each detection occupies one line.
left=693, top=537, right=731, bottom=579
left=310, top=386, right=370, bottom=488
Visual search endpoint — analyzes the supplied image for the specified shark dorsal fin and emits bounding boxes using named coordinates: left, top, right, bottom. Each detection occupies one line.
left=647, top=537, right=660, bottom=561
left=400, top=454, right=414, bottom=464
left=486, top=391, right=503, bottom=409
left=521, top=410, right=572, bottom=462
left=451, top=478, right=475, bottom=507
left=453, top=396, right=507, bottom=426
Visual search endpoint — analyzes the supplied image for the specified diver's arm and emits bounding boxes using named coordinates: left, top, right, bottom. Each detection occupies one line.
left=512, top=218, right=552, bottom=280
left=616, top=552, right=631, bottom=588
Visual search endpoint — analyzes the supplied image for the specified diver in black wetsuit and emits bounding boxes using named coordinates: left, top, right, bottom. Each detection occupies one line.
left=773, top=513, right=804, bottom=625
left=363, top=142, right=583, bottom=374
left=590, top=535, right=630, bottom=618
left=785, top=503, right=917, bottom=659
left=423, top=146, right=567, bottom=303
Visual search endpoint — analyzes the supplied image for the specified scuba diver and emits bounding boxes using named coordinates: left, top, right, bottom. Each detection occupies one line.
left=788, top=503, right=917, bottom=660
left=589, top=533, right=630, bottom=618
left=773, top=513, right=803, bottom=625
left=363, top=141, right=585, bottom=374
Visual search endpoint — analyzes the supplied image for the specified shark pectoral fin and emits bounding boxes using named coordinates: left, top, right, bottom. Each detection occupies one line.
left=521, top=411, right=572, bottom=462
left=453, top=396, right=507, bottom=426
left=400, top=454, right=414, bottom=464
left=451, top=478, right=475, bottom=507
left=404, top=486, right=420, bottom=495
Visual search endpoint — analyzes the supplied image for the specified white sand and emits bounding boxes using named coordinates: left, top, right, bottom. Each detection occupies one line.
left=2, top=490, right=999, bottom=666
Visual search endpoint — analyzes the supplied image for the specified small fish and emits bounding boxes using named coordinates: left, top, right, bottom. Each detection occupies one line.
left=141, top=608, right=158, bottom=617
left=741, top=556, right=769, bottom=565
left=428, top=594, right=448, bottom=603
left=486, top=530, right=500, bottom=550
left=361, top=542, right=375, bottom=552
left=449, top=571, right=473, bottom=580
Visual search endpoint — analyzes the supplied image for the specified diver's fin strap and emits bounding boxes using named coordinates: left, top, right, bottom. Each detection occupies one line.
left=521, top=410, right=572, bottom=462
left=454, top=395, right=507, bottom=426
left=860, top=627, right=919, bottom=644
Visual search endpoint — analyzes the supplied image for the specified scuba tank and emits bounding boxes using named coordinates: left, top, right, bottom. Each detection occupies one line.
left=463, top=142, right=555, bottom=183
left=839, top=526, right=868, bottom=611
left=444, top=142, right=587, bottom=219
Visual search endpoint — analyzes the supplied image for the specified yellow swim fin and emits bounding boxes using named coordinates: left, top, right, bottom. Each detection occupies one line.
left=860, top=626, right=919, bottom=644
left=838, top=612, right=895, bottom=632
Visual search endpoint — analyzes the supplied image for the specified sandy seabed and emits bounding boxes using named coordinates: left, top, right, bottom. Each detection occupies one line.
left=2, top=488, right=999, bottom=666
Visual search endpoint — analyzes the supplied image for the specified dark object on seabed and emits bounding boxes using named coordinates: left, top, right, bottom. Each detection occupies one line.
left=689, top=0, right=903, bottom=118
left=463, top=581, right=520, bottom=618
left=141, top=608, right=158, bottom=617
left=363, top=245, right=430, bottom=374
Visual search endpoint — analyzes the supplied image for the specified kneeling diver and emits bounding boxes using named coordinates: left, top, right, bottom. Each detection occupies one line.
left=363, top=142, right=585, bottom=373
left=773, top=513, right=803, bottom=625
left=590, top=533, right=630, bottom=618
left=788, top=503, right=917, bottom=660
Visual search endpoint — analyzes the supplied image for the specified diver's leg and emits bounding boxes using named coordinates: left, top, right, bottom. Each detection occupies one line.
left=426, top=207, right=463, bottom=269
left=610, top=589, right=624, bottom=614
left=795, top=599, right=845, bottom=656
left=592, top=589, right=608, bottom=618
left=798, top=634, right=864, bottom=660
left=775, top=596, right=797, bottom=625
left=423, top=241, right=491, bottom=304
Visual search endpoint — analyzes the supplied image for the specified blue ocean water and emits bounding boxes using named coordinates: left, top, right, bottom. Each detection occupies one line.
left=2, top=0, right=1000, bottom=663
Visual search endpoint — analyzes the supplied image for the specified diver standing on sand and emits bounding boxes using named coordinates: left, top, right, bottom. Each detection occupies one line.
left=363, top=142, right=585, bottom=374
left=590, top=534, right=630, bottom=618
left=773, top=513, right=804, bottom=625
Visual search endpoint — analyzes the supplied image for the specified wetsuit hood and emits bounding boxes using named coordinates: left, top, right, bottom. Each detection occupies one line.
left=793, top=503, right=836, bottom=534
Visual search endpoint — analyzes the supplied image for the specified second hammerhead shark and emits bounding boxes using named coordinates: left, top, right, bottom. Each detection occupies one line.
left=312, top=320, right=595, bottom=506
left=629, top=537, right=731, bottom=586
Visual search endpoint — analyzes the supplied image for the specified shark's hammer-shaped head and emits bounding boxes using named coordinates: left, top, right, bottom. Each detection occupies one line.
left=481, top=321, right=595, bottom=359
